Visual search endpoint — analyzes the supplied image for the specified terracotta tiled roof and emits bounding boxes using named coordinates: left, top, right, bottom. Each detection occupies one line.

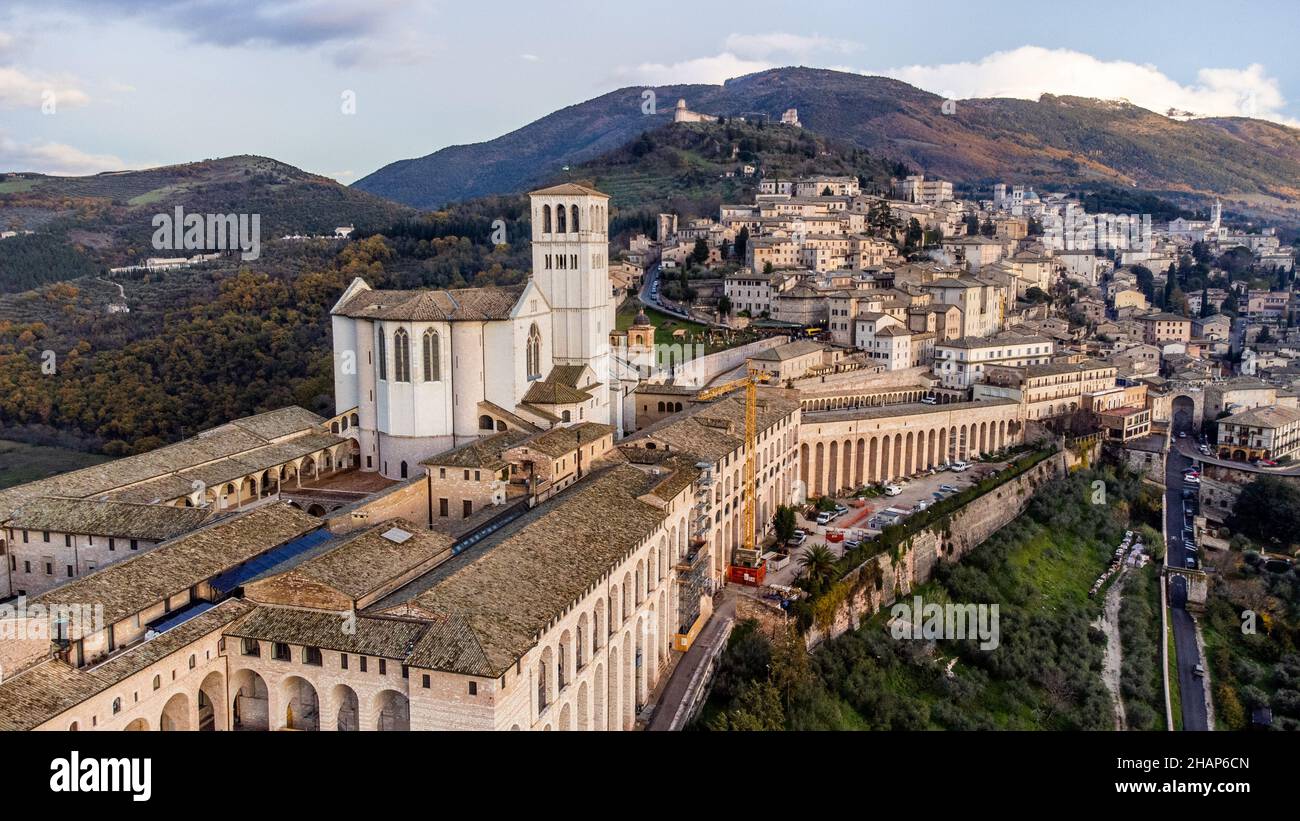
left=3, top=497, right=211, bottom=541
left=333, top=284, right=526, bottom=322
left=33, top=502, right=320, bottom=632
left=421, top=431, right=531, bottom=469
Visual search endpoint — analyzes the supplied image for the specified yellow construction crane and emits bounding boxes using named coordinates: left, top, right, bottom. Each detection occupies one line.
left=695, top=371, right=769, bottom=576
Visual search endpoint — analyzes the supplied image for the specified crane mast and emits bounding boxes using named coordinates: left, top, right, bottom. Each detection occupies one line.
left=695, top=372, right=766, bottom=575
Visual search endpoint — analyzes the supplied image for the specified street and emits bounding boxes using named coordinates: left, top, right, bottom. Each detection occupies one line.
left=1165, top=431, right=1209, bottom=731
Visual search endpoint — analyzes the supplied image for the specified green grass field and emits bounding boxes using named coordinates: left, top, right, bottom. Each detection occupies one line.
left=0, top=439, right=108, bottom=490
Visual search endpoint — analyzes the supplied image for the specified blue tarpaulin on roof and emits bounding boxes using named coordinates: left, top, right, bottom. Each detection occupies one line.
left=208, top=528, right=332, bottom=594
left=148, top=600, right=216, bottom=634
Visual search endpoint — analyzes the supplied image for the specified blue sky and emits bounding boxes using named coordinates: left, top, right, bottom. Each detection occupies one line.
left=1, top=0, right=1297, bottom=180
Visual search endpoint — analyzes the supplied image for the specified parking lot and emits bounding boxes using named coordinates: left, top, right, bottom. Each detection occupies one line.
left=764, top=457, right=1009, bottom=587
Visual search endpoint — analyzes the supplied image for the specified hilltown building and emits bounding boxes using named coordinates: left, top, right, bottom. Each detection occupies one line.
left=330, top=184, right=617, bottom=480
left=1215, top=405, right=1300, bottom=463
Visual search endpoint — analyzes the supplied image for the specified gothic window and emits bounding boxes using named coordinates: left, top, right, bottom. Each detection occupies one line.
left=393, top=328, right=411, bottom=382
left=556, top=204, right=566, bottom=233
left=526, top=323, right=542, bottom=380
left=376, top=329, right=387, bottom=381
left=542, top=204, right=551, bottom=233
left=570, top=204, right=579, bottom=233
left=423, top=330, right=441, bottom=381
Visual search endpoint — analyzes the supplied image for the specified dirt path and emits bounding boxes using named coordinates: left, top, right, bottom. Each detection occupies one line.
left=1094, top=572, right=1128, bottom=731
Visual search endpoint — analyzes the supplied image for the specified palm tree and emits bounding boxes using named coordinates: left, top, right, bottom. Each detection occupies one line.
left=798, top=544, right=837, bottom=585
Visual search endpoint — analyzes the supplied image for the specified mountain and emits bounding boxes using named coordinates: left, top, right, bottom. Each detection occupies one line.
left=535, top=119, right=902, bottom=223
left=354, top=67, right=1300, bottom=222
left=0, top=155, right=414, bottom=292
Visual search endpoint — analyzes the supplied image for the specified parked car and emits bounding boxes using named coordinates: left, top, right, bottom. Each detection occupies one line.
left=834, top=503, right=849, bottom=515
left=951, top=461, right=970, bottom=472
left=1260, top=459, right=1278, bottom=467
left=815, top=511, right=832, bottom=526
left=1184, top=475, right=1200, bottom=485
left=786, top=531, right=807, bottom=547
left=920, top=396, right=938, bottom=405
left=939, top=484, right=960, bottom=493
left=1185, top=556, right=1197, bottom=568
left=1193, top=664, right=1205, bottom=677
left=884, top=484, right=902, bottom=496
left=1178, top=431, right=1186, bottom=439
left=913, top=501, right=928, bottom=512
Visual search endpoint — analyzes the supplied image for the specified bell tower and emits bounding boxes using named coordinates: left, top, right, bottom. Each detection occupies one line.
left=528, top=183, right=614, bottom=419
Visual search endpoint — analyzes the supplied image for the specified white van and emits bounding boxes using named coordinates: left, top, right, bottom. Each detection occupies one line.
left=884, top=484, right=902, bottom=496
left=951, top=461, right=970, bottom=472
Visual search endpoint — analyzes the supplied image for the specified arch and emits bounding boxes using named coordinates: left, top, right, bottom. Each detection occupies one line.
left=606, top=647, right=619, bottom=731
left=280, top=675, right=320, bottom=731
left=423, top=329, right=441, bottom=381
left=813, top=442, right=824, bottom=496
left=376, top=327, right=387, bottom=380
left=393, top=327, right=411, bottom=382
left=231, top=669, right=269, bottom=731
left=159, top=692, right=190, bottom=731
left=542, top=204, right=552, bottom=233
left=556, top=203, right=567, bottom=233
left=334, top=684, right=359, bottom=731
left=559, top=702, right=573, bottom=731
left=124, top=717, right=148, bottom=731
left=198, top=670, right=225, bottom=731
left=578, top=680, right=590, bottom=731
left=399, top=461, right=408, bottom=480
left=349, top=412, right=359, bottom=427
left=375, top=690, right=410, bottom=731
left=570, top=204, right=580, bottom=234
left=854, top=437, right=865, bottom=487
left=526, top=323, right=542, bottom=380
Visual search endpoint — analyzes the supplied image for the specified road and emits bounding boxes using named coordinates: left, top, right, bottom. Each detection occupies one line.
left=647, top=596, right=736, bottom=731
left=637, top=263, right=697, bottom=322
left=1165, top=431, right=1209, bottom=731
left=1170, top=435, right=1300, bottom=477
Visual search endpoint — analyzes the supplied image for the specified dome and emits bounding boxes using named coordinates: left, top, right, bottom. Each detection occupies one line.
left=633, top=309, right=652, bottom=326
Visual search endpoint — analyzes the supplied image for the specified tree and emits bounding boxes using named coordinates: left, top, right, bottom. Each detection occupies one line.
left=798, top=544, right=837, bottom=586
left=1200, top=285, right=1212, bottom=318
left=735, top=226, right=749, bottom=264
left=904, top=217, right=923, bottom=251
left=1228, top=476, right=1300, bottom=550
left=690, top=238, right=709, bottom=267
left=708, top=678, right=785, bottom=731
left=718, top=295, right=732, bottom=317
left=772, top=505, right=797, bottom=543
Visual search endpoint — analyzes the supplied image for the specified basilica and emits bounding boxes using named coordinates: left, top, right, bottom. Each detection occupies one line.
left=330, top=183, right=619, bottom=479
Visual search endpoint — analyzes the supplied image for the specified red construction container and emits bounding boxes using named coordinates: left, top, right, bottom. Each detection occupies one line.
left=727, top=563, right=766, bottom=586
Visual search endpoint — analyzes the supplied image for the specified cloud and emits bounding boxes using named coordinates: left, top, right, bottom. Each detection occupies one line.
left=874, top=46, right=1297, bottom=126
left=722, top=32, right=859, bottom=60
left=520, top=53, right=540, bottom=62
left=615, top=32, right=861, bottom=85
left=0, top=132, right=124, bottom=174
left=40, top=0, right=433, bottom=67
left=615, top=52, right=775, bottom=86
left=0, top=66, right=90, bottom=109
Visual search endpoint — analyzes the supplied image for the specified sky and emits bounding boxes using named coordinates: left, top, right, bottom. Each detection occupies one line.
left=1, top=0, right=1298, bottom=181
